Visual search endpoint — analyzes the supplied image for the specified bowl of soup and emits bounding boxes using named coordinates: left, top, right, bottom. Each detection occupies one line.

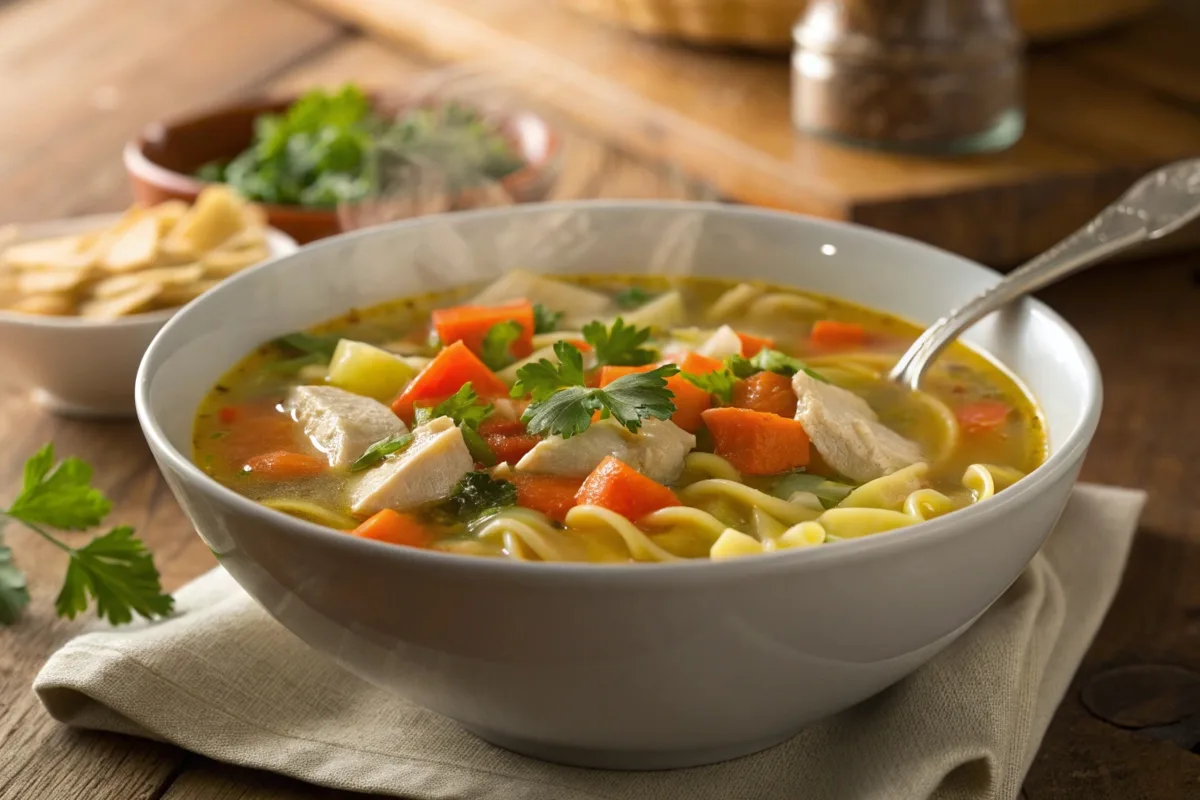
left=136, top=201, right=1100, bottom=770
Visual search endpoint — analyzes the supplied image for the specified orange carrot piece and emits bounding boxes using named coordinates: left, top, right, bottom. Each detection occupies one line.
left=575, top=456, right=681, bottom=521
left=678, top=352, right=724, bottom=375
left=243, top=450, right=327, bottom=479
left=735, top=331, right=775, bottom=358
left=700, top=407, right=811, bottom=475
left=596, top=364, right=655, bottom=387
left=351, top=509, right=432, bottom=548
left=809, top=320, right=867, bottom=349
left=479, top=419, right=541, bottom=464
left=956, top=400, right=1011, bottom=434
left=432, top=301, right=535, bottom=360
left=513, top=474, right=584, bottom=523
left=217, top=406, right=239, bottom=424
left=392, top=341, right=510, bottom=423
left=732, top=371, right=798, bottom=418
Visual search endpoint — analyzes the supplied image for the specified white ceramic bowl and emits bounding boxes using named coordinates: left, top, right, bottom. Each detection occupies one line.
left=0, top=214, right=297, bottom=417
left=136, top=202, right=1101, bottom=770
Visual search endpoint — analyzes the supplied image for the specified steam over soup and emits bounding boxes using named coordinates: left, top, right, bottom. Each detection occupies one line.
left=193, top=271, right=1045, bottom=562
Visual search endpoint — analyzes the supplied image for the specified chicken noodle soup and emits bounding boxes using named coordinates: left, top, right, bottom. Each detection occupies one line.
left=193, top=271, right=1046, bottom=562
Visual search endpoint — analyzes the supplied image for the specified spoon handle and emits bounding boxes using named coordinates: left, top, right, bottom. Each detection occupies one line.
left=889, top=158, right=1200, bottom=390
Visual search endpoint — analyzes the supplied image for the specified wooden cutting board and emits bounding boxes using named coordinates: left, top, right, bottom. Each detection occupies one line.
left=293, top=0, right=1200, bottom=266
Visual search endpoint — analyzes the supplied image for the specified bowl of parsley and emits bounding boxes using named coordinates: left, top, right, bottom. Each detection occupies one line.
left=124, top=84, right=560, bottom=244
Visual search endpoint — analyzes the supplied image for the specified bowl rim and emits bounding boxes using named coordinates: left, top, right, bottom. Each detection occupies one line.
left=0, top=212, right=298, bottom=329
left=135, top=199, right=1103, bottom=584
left=123, top=91, right=563, bottom=220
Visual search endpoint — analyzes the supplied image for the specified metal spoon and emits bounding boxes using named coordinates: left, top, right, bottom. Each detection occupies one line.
left=889, top=158, right=1200, bottom=390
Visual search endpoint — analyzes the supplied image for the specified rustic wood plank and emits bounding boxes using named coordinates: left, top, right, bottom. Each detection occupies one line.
left=0, top=0, right=346, bottom=223
left=291, top=0, right=1200, bottom=266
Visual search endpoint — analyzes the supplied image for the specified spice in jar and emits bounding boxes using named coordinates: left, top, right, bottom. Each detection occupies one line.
left=792, top=0, right=1024, bottom=155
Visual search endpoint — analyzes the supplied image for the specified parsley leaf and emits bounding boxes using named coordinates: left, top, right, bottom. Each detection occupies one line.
left=1, top=444, right=173, bottom=627
left=349, top=433, right=415, bottom=473
left=8, top=445, right=111, bottom=530
left=414, top=383, right=494, bottom=429
left=728, top=349, right=828, bottom=383
left=480, top=320, right=523, bottom=371
left=447, top=471, right=517, bottom=520
left=615, top=286, right=655, bottom=309
left=0, top=543, right=30, bottom=625
left=521, top=364, right=679, bottom=439
left=682, top=367, right=737, bottom=405
left=582, top=318, right=657, bottom=367
left=274, top=332, right=341, bottom=359
left=55, top=526, right=174, bottom=625
left=532, top=303, right=562, bottom=334
left=413, top=384, right=497, bottom=465
left=510, top=341, right=588, bottom=402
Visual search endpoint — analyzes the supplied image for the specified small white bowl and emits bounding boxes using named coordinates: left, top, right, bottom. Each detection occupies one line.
left=0, top=213, right=296, bottom=418
left=137, top=202, right=1101, bottom=769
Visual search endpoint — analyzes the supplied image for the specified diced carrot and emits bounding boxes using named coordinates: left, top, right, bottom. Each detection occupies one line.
left=595, top=363, right=709, bottom=433
left=732, top=371, right=797, bottom=418
left=432, top=301, right=535, bottom=360
left=678, top=352, right=724, bottom=375
left=700, top=407, right=811, bottom=475
left=575, top=456, right=681, bottom=521
left=809, top=320, right=867, bottom=349
left=956, top=400, right=1011, bottom=434
left=218, top=406, right=239, bottom=424
left=219, top=405, right=299, bottom=465
left=597, top=364, right=655, bottom=387
left=392, top=341, right=510, bottom=423
left=479, top=419, right=541, bottom=464
left=243, top=450, right=327, bottom=479
left=735, top=331, right=774, bottom=358
left=513, top=474, right=584, bottom=523
left=351, top=509, right=432, bottom=548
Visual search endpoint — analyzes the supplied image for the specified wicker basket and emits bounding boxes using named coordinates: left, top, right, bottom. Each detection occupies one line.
left=562, top=0, right=1162, bottom=51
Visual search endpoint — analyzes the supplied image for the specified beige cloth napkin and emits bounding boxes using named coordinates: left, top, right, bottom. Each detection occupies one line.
left=34, top=484, right=1145, bottom=800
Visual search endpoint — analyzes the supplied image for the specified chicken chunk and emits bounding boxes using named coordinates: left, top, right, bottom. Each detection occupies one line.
left=516, top=417, right=695, bottom=484
left=349, top=416, right=473, bottom=516
left=286, top=385, right=407, bottom=468
left=791, top=372, right=923, bottom=483
left=696, top=325, right=744, bottom=360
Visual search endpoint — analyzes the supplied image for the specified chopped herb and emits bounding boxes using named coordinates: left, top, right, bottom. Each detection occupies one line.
left=532, top=303, right=562, bottom=335
left=681, top=367, right=737, bottom=405
left=413, top=384, right=497, bottom=465
left=349, top=433, right=415, bottom=473
left=480, top=319, right=523, bottom=371
left=274, top=332, right=342, bottom=359
left=509, top=341, right=588, bottom=402
left=582, top=318, right=657, bottom=367
left=461, top=426, right=497, bottom=467
left=209, top=431, right=228, bottom=440
left=769, top=472, right=854, bottom=509
left=447, top=471, right=517, bottom=521
left=0, top=444, right=173, bottom=626
left=615, top=286, right=655, bottom=309
left=728, top=349, right=828, bottom=383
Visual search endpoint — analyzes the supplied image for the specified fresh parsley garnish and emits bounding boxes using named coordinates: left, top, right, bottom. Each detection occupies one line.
left=0, top=444, right=173, bottom=626
left=532, top=303, right=562, bottom=334
left=413, top=384, right=497, bottom=466
left=582, top=318, right=657, bottom=367
left=270, top=331, right=342, bottom=374
left=728, top=349, right=828, bottom=383
left=349, top=433, right=415, bottom=473
left=614, top=286, right=655, bottom=309
left=480, top=320, right=523, bottom=371
left=447, top=471, right=517, bottom=520
left=681, top=366, right=737, bottom=405
left=509, top=341, right=588, bottom=402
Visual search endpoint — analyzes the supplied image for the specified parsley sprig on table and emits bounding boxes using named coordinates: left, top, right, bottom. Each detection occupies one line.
left=0, top=444, right=173, bottom=627
left=511, top=341, right=678, bottom=439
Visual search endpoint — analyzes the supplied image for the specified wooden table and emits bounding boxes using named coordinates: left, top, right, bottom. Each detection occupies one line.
left=0, top=0, right=1197, bottom=797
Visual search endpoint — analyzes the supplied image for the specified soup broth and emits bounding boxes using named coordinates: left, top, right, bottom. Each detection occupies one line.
left=194, top=272, right=1045, bottom=562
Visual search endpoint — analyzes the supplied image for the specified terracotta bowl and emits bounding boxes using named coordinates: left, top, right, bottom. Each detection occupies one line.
left=124, top=96, right=561, bottom=244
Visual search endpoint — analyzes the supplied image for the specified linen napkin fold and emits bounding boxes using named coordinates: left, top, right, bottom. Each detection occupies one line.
left=34, top=484, right=1145, bottom=800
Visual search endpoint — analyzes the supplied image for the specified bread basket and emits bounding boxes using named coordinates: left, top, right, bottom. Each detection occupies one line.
left=561, top=0, right=1162, bottom=51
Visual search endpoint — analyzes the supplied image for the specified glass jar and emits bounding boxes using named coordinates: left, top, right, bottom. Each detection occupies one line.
left=792, top=0, right=1025, bottom=155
